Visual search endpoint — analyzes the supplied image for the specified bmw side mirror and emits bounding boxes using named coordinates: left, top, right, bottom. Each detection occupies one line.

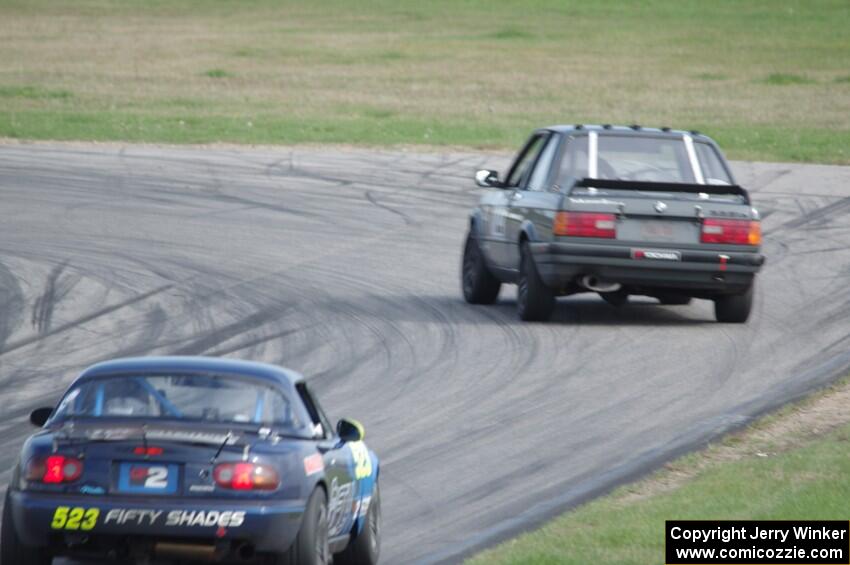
left=475, top=169, right=503, bottom=188
left=30, top=407, right=53, bottom=427
left=337, top=418, right=364, bottom=443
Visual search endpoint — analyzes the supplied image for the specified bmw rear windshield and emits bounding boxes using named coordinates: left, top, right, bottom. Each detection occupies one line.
left=560, top=133, right=739, bottom=200
left=49, top=373, right=310, bottom=434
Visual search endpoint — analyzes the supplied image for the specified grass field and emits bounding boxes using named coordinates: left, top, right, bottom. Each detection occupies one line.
left=1, top=0, right=849, bottom=162
left=467, top=378, right=850, bottom=564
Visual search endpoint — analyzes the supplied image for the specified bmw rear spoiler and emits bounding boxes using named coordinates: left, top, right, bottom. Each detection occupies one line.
left=573, top=178, right=750, bottom=204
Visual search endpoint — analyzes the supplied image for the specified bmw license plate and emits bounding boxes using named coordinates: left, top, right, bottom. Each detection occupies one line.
left=117, top=463, right=179, bottom=494
left=640, top=221, right=675, bottom=241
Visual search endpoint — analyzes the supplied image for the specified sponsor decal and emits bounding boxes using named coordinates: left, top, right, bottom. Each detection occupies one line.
left=358, top=496, right=372, bottom=520
left=632, top=248, right=681, bottom=261
left=101, top=508, right=245, bottom=528
left=79, top=485, right=105, bottom=495
left=189, top=484, right=215, bottom=493
left=490, top=207, right=508, bottom=236
left=304, top=454, right=324, bottom=476
left=83, top=427, right=238, bottom=446
left=104, top=509, right=162, bottom=527
left=51, top=507, right=99, bottom=531
left=165, top=510, right=245, bottom=528
left=327, top=477, right=354, bottom=535
left=350, top=442, right=372, bottom=480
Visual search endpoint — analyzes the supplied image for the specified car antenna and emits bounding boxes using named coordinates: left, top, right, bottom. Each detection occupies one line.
left=210, top=431, right=233, bottom=464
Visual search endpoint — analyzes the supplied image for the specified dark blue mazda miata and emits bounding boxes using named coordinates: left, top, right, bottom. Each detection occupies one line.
left=1, top=357, right=380, bottom=564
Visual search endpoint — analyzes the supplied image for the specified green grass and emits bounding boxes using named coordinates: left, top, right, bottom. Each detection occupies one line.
left=202, top=68, right=232, bottom=79
left=695, top=73, right=727, bottom=81
left=468, top=382, right=850, bottom=565
left=0, top=109, right=509, bottom=146
left=760, top=72, right=816, bottom=85
left=488, top=26, right=536, bottom=40
left=0, top=0, right=849, bottom=162
left=0, top=84, right=72, bottom=100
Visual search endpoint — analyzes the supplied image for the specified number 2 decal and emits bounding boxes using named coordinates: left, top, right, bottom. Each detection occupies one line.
left=145, top=466, right=168, bottom=488
left=51, top=506, right=99, bottom=531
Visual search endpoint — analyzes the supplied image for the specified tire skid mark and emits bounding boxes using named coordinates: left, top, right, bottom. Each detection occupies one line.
left=30, top=260, right=78, bottom=335
left=1, top=146, right=849, bottom=565
left=764, top=196, right=850, bottom=235
left=0, top=284, right=173, bottom=357
left=364, top=190, right=417, bottom=226
left=169, top=303, right=295, bottom=356
left=0, top=261, right=25, bottom=352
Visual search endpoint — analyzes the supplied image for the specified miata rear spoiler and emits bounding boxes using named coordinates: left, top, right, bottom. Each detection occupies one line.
left=573, top=178, right=751, bottom=204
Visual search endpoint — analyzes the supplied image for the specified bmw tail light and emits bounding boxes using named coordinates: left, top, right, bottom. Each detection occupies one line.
left=554, top=212, right=617, bottom=238
left=25, top=455, right=83, bottom=484
left=213, top=462, right=279, bottom=491
left=701, top=219, right=761, bottom=245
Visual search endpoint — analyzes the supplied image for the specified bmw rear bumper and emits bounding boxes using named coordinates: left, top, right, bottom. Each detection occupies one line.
left=530, top=241, right=765, bottom=295
left=8, top=489, right=305, bottom=556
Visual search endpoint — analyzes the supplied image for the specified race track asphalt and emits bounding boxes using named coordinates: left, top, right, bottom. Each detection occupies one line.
left=0, top=142, right=848, bottom=564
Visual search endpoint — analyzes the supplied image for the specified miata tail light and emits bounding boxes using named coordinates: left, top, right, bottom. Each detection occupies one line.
left=25, top=455, right=83, bottom=484
left=554, top=212, right=617, bottom=238
left=213, top=462, right=279, bottom=491
left=701, top=218, right=761, bottom=245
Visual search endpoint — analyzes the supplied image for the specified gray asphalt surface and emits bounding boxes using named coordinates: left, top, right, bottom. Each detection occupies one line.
left=0, top=142, right=848, bottom=564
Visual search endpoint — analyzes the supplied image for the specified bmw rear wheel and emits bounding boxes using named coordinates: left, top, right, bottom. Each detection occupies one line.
left=714, top=285, right=753, bottom=323
left=517, top=241, right=555, bottom=321
left=462, top=232, right=501, bottom=304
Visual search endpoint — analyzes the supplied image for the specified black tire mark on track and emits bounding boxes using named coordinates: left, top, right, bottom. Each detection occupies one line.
left=0, top=261, right=25, bottom=352
left=30, top=261, right=77, bottom=335
left=0, top=284, right=174, bottom=357
left=365, top=190, right=417, bottom=226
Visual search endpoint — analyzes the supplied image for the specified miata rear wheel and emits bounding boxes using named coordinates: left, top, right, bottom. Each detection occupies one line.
left=277, top=487, right=329, bottom=565
left=1, top=489, right=52, bottom=565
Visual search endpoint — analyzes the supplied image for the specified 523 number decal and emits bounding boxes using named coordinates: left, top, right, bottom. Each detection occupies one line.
left=51, top=506, right=99, bottom=531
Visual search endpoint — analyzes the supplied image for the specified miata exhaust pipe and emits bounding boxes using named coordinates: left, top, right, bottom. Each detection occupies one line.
left=154, top=541, right=217, bottom=560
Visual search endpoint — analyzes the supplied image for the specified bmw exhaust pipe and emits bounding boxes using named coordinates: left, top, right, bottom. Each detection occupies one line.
left=580, top=275, right=621, bottom=293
